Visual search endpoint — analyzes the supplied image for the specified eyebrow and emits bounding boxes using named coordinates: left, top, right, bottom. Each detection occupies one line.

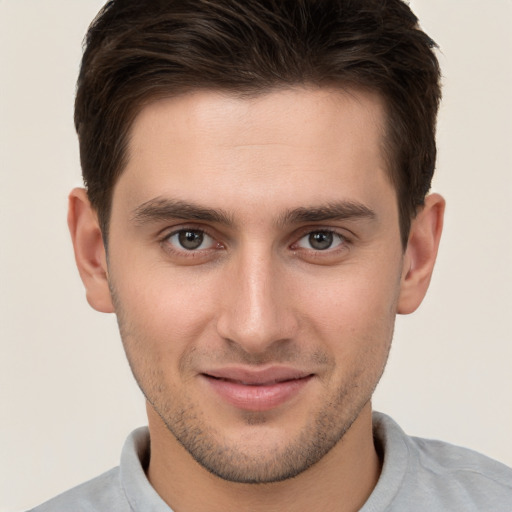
left=132, top=197, right=376, bottom=227
left=132, top=198, right=234, bottom=226
left=277, top=201, right=377, bottom=226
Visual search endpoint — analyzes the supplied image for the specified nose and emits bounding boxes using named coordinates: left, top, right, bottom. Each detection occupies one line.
left=216, top=246, right=298, bottom=356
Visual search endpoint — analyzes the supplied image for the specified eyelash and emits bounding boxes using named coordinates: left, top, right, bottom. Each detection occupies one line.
left=159, top=226, right=222, bottom=257
left=159, top=226, right=352, bottom=260
left=292, top=229, right=347, bottom=251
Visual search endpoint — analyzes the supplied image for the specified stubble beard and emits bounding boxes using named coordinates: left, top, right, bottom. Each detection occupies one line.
left=110, top=286, right=393, bottom=484
left=149, top=378, right=367, bottom=484
left=126, top=342, right=389, bottom=484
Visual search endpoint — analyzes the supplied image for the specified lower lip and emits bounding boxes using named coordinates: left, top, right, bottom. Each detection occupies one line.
left=203, top=375, right=313, bottom=412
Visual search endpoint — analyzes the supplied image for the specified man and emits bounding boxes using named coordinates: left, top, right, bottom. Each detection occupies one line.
left=29, top=0, right=512, bottom=511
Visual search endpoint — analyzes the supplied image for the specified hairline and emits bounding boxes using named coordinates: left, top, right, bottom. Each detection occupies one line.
left=93, top=82, right=411, bottom=250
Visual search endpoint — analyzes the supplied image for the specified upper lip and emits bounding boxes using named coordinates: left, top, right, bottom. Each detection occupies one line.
left=202, top=366, right=313, bottom=385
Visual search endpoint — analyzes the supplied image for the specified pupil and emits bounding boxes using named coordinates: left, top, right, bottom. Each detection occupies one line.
left=179, top=230, right=203, bottom=250
left=309, top=232, right=333, bottom=250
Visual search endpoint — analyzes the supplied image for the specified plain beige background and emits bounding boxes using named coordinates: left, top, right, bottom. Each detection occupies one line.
left=1, top=1, right=511, bottom=510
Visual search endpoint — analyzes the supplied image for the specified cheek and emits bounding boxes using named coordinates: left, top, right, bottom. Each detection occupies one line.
left=110, top=261, right=221, bottom=357
left=293, top=262, right=400, bottom=349
left=110, top=270, right=218, bottom=401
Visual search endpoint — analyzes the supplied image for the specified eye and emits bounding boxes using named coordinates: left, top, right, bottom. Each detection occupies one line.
left=166, top=229, right=217, bottom=251
left=296, top=230, right=345, bottom=251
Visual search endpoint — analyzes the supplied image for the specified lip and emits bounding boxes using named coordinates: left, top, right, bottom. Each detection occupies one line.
left=200, top=366, right=314, bottom=412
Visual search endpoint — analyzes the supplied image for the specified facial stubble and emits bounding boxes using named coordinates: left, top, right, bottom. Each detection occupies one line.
left=110, top=280, right=393, bottom=484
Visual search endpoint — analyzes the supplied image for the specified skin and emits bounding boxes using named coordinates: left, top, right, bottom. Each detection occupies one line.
left=69, top=87, right=444, bottom=512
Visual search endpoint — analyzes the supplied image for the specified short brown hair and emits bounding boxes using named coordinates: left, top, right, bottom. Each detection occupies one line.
left=75, top=0, right=441, bottom=246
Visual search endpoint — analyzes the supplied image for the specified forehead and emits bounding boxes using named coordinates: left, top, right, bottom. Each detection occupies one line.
left=114, top=87, right=394, bottom=220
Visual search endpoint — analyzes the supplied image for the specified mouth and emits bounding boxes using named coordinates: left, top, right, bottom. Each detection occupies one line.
left=200, top=367, right=314, bottom=411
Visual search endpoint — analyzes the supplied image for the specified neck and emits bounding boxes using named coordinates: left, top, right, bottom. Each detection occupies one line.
left=146, top=403, right=381, bottom=512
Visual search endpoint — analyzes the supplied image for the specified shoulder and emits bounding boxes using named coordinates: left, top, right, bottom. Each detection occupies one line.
left=411, top=432, right=512, bottom=482
left=368, top=412, right=512, bottom=511
left=26, top=427, right=167, bottom=512
left=27, top=467, right=130, bottom=512
left=408, top=433, right=512, bottom=507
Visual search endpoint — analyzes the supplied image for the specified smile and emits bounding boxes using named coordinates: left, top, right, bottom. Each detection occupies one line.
left=200, top=367, right=314, bottom=412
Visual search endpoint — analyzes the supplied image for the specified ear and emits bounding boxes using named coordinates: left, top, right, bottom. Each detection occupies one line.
left=67, top=188, right=114, bottom=313
left=397, top=193, right=445, bottom=314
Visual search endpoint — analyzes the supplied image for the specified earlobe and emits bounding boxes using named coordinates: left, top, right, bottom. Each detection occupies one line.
left=397, top=193, right=445, bottom=315
left=67, top=188, right=114, bottom=313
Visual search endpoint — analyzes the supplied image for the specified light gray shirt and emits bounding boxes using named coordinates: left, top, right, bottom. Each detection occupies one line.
left=28, top=412, right=512, bottom=511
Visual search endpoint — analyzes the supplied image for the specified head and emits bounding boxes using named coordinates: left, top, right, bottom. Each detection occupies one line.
left=69, top=0, right=444, bottom=487
left=75, top=0, right=441, bottom=247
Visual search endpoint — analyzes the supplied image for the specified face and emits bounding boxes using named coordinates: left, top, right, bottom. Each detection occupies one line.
left=106, top=87, right=406, bottom=483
